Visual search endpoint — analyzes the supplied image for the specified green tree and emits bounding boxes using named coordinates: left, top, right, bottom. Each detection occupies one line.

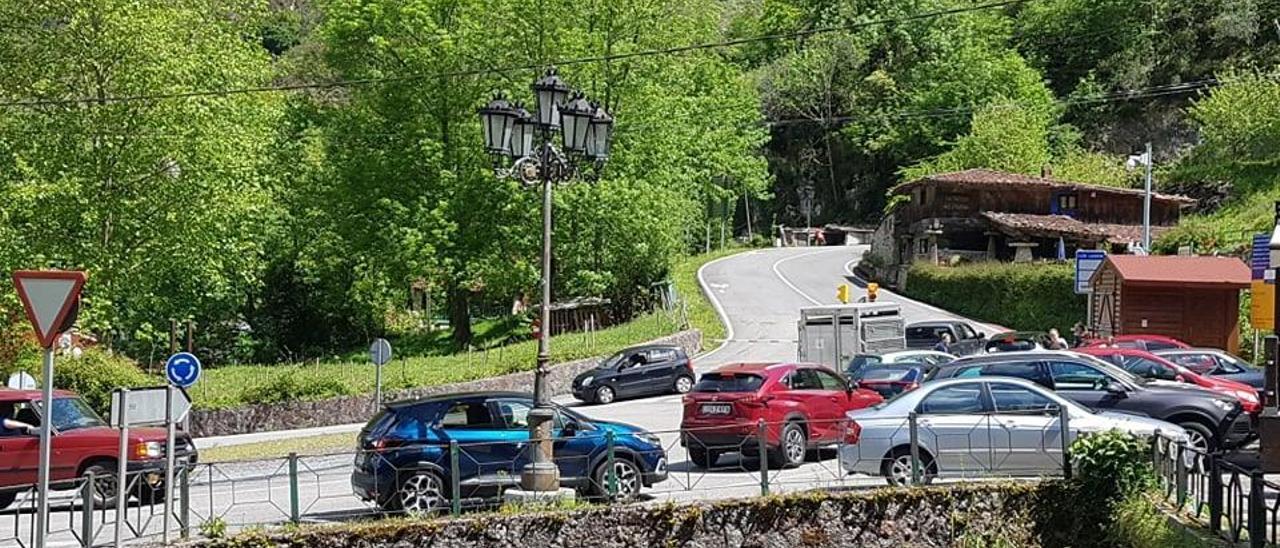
left=0, top=0, right=282, bottom=358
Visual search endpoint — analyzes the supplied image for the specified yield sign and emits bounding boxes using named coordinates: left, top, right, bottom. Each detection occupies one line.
left=12, top=270, right=85, bottom=348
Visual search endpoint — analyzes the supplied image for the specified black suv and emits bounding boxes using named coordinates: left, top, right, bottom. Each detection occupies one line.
left=572, top=345, right=694, bottom=404
left=905, top=320, right=987, bottom=356
left=929, top=351, right=1251, bottom=452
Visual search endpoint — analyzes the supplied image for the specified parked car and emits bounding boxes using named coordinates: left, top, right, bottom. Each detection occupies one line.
left=1153, top=348, right=1265, bottom=390
left=1076, top=347, right=1260, bottom=414
left=928, top=351, right=1251, bottom=452
left=844, top=350, right=955, bottom=378
left=680, top=363, right=883, bottom=469
left=983, top=332, right=1054, bottom=353
left=572, top=345, right=694, bottom=404
left=1083, top=334, right=1191, bottom=352
left=352, top=391, right=667, bottom=513
left=0, top=389, right=197, bottom=509
left=905, top=321, right=987, bottom=356
left=848, top=363, right=926, bottom=399
left=839, top=377, right=1191, bottom=485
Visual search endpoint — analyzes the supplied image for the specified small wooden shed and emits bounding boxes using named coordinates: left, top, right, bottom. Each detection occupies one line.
left=1089, top=255, right=1250, bottom=353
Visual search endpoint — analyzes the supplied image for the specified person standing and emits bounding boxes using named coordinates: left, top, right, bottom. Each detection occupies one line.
left=1047, top=328, right=1069, bottom=350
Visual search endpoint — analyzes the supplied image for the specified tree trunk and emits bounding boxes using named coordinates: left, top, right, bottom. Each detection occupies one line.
left=448, top=282, right=473, bottom=348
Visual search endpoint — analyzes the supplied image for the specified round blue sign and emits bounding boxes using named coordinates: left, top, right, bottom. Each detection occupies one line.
left=165, top=352, right=202, bottom=388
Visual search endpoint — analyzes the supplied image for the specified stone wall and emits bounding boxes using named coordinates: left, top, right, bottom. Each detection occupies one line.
left=207, top=483, right=1055, bottom=548
left=188, top=330, right=702, bottom=437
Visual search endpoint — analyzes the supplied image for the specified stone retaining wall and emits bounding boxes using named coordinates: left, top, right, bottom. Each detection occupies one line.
left=206, top=483, right=1055, bottom=548
left=188, top=330, right=702, bottom=437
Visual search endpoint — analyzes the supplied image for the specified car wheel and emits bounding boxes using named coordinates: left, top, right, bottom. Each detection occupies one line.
left=395, top=470, right=447, bottom=515
left=595, top=386, right=616, bottom=405
left=768, top=422, right=807, bottom=469
left=79, top=462, right=120, bottom=508
left=594, top=458, right=642, bottom=501
left=0, top=491, right=15, bottom=510
left=673, top=375, right=694, bottom=394
left=881, top=447, right=936, bottom=486
left=687, top=447, right=720, bottom=469
left=1177, top=421, right=1214, bottom=470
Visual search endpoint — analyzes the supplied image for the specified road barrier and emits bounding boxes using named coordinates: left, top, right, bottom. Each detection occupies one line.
left=1152, top=431, right=1277, bottom=548
left=6, top=412, right=1080, bottom=546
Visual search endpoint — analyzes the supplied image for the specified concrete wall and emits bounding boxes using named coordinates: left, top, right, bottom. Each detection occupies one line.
left=189, top=330, right=702, bottom=437
left=206, top=483, right=1050, bottom=548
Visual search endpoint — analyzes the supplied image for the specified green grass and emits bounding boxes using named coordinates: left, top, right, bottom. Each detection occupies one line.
left=201, top=432, right=355, bottom=462
left=185, top=249, right=745, bottom=411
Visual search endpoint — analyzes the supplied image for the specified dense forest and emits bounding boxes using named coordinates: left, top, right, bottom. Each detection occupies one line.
left=1, top=0, right=1278, bottom=364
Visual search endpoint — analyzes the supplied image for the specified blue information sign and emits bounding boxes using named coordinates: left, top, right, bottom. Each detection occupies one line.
left=165, top=352, right=202, bottom=388
left=1252, top=233, right=1270, bottom=281
left=1075, top=250, right=1107, bottom=295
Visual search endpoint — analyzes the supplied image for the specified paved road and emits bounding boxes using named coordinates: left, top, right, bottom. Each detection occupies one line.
left=11, top=245, right=1001, bottom=547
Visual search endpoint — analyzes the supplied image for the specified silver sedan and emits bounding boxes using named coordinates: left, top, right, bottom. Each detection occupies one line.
left=839, top=376, right=1190, bottom=485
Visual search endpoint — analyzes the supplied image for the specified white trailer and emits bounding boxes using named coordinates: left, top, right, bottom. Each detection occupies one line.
left=797, top=303, right=906, bottom=370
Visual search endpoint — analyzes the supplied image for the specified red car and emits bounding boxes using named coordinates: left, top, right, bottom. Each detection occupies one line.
left=1077, top=348, right=1260, bottom=414
left=1083, top=334, right=1191, bottom=352
left=0, top=389, right=197, bottom=509
left=680, top=363, right=882, bottom=469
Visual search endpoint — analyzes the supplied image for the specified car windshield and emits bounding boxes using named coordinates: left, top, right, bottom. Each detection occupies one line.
left=37, top=397, right=107, bottom=431
left=854, top=367, right=915, bottom=382
left=694, top=373, right=765, bottom=393
left=985, top=334, right=1039, bottom=352
left=906, top=326, right=947, bottom=340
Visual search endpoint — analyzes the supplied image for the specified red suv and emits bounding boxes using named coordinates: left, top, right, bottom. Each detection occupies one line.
left=680, top=363, right=882, bottom=469
left=1083, top=334, right=1191, bottom=352
left=0, top=389, right=197, bottom=509
left=1077, top=347, right=1261, bottom=414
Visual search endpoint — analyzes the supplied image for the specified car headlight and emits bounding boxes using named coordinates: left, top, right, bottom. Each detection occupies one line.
left=1236, top=390, right=1259, bottom=404
left=1211, top=399, right=1237, bottom=412
left=636, top=431, right=661, bottom=446
left=580, top=376, right=594, bottom=387
left=135, top=441, right=163, bottom=459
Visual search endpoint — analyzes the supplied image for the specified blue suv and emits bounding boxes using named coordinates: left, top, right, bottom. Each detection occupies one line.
left=351, top=391, right=668, bottom=513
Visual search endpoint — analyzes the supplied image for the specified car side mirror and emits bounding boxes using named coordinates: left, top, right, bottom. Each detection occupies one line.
left=561, top=420, right=580, bottom=437
left=977, top=332, right=986, bottom=339
left=1105, top=382, right=1126, bottom=396
left=847, top=382, right=858, bottom=394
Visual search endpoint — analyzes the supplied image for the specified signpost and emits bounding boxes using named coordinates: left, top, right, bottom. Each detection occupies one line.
left=1075, top=250, right=1106, bottom=330
left=165, top=352, right=202, bottom=388
left=12, top=270, right=85, bottom=548
left=370, top=338, right=392, bottom=410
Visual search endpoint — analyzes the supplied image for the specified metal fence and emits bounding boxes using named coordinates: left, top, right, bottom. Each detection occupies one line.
left=3, top=412, right=1075, bottom=546
left=1152, top=432, right=1279, bottom=548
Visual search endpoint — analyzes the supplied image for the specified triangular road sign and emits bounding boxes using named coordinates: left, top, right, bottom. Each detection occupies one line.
left=12, top=270, right=85, bottom=348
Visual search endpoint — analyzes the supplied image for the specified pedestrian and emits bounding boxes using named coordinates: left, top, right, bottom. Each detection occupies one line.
left=1070, top=322, right=1086, bottom=347
left=1046, top=328, right=1069, bottom=350
left=933, top=332, right=952, bottom=354
left=815, top=229, right=826, bottom=247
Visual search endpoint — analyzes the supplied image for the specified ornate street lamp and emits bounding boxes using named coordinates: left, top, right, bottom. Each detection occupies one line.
left=478, top=67, right=613, bottom=495
left=478, top=93, right=518, bottom=156
left=585, top=104, right=614, bottom=161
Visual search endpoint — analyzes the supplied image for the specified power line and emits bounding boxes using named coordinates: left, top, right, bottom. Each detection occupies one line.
left=0, top=0, right=1026, bottom=109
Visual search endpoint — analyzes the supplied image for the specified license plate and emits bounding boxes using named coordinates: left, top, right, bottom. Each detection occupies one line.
left=701, top=403, right=732, bottom=415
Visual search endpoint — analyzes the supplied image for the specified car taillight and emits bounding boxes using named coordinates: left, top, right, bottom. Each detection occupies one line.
left=844, top=421, right=862, bottom=444
left=739, top=395, right=771, bottom=408
left=686, top=359, right=694, bottom=372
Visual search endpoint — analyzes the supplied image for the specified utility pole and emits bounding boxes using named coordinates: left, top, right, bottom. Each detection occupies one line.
left=1143, top=142, right=1153, bottom=251
left=743, top=193, right=753, bottom=241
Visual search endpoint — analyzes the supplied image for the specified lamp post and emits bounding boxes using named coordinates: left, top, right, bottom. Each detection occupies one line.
left=478, top=68, right=614, bottom=493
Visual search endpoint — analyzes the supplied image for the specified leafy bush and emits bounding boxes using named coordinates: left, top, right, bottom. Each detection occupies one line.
left=239, top=371, right=353, bottom=405
left=1072, top=429, right=1154, bottom=500
left=0, top=349, right=155, bottom=414
left=903, top=262, right=1085, bottom=332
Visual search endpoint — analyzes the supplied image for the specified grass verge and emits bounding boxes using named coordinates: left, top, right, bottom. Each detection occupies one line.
left=200, top=432, right=357, bottom=462
left=186, top=248, right=746, bottom=411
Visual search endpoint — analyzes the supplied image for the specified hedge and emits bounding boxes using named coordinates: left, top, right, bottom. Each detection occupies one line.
left=902, top=262, right=1086, bottom=333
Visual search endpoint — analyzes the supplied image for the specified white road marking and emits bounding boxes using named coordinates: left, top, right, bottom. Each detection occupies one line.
left=694, top=251, right=748, bottom=362
left=770, top=250, right=827, bottom=306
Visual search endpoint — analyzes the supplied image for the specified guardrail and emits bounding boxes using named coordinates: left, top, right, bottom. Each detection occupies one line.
left=3, top=411, right=1075, bottom=546
left=1152, top=431, right=1279, bottom=548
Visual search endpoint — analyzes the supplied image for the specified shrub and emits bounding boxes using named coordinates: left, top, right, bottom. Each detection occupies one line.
left=239, top=370, right=353, bottom=405
left=1, top=349, right=155, bottom=413
left=903, top=262, right=1085, bottom=332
